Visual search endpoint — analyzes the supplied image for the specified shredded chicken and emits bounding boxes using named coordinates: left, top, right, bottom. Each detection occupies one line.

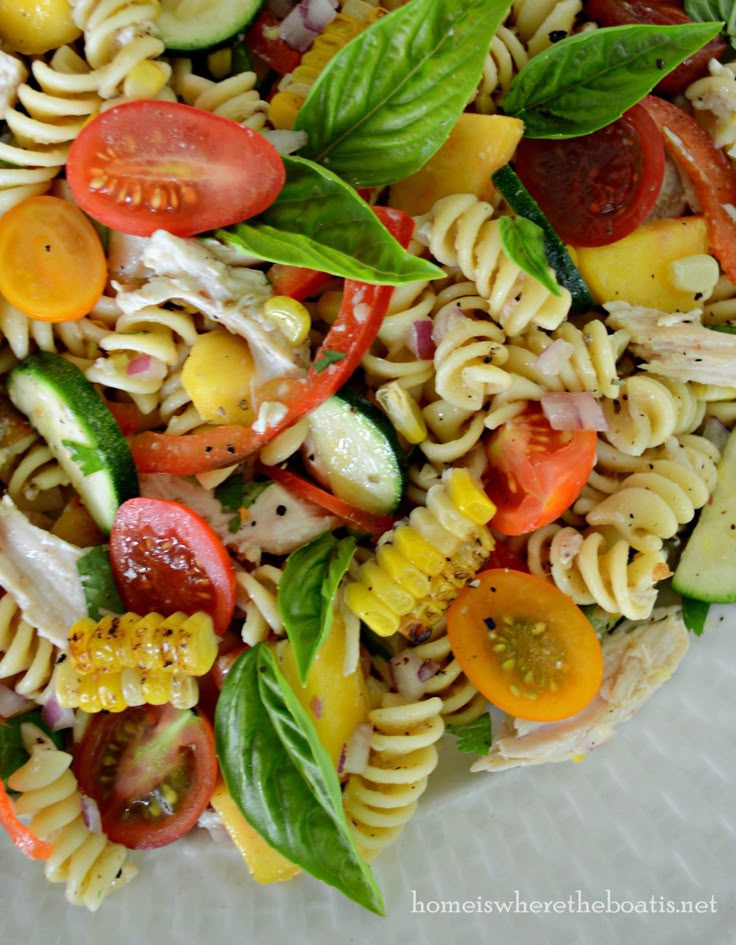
left=605, top=302, right=736, bottom=386
left=0, top=496, right=86, bottom=649
left=139, top=473, right=339, bottom=560
left=472, top=607, right=689, bottom=772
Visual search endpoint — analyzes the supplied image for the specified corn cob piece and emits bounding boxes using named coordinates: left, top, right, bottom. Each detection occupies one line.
left=344, top=468, right=496, bottom=641
left=56, top=611, right=217, bottom=713
left=268, top=4, right=386, bottom=129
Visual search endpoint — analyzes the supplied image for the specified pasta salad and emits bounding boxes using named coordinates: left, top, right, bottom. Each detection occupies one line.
left=0, top=0, right=735, bottom=917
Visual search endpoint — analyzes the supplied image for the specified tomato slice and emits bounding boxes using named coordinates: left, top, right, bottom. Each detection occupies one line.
left=66, top=101, right=285, bottom=237
left=447, top=569, right=603, bottom=722
left=0, top=196, right=107, bottom=322
left=130, top=206, right=414, bottom=475
left=514, top=104, right=665, bottom=247
left=0, top=779, right=53, bottom=861
left=258, top=463, right=397, bottom=536
left=584, top=0, right=727, bottom=94
left=482, top=404, right=597, bottom=536
left=109, top=497, right=236, bottom=635
left=267, top=263, right=334, bottom=301
left=640, top=94, right=736, bottom=283
left=73, top=704, right=217, bottom=850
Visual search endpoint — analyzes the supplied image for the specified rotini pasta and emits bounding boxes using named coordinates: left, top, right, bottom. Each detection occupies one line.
left=0, top=593, right=58, bottom=702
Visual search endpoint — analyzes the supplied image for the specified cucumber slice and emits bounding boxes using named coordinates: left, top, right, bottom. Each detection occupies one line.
left=157, top=0, right=264, bottom=52
left=492, top=164, right=594, bottom=314
left=304, top=388, right=407, bottom=515
left=7, top=351, right=139, bottom=534
left=672, top=425, right=736, bottom=603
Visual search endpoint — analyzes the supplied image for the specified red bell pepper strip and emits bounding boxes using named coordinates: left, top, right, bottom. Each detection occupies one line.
left=641, top=94, right=736, bottom=282
left=266, top=263, right=334, bottom=301
left=257, top=462, right=397, bottom=536
left=245, top=10, right=302, bottom=75
left=0, top=778, right=52, bottom=861
left=130, top=206, right=415, bottom=476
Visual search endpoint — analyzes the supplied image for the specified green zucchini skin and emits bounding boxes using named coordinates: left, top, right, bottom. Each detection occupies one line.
left=305, top=387, right=408, bottom=515
left=157, top=0, right=264, bottom=51
left=7, top=351, right=139, bottom=534
left=672, top=426, right=736, bottom=604
left=492, top=163, right=594, bottom=314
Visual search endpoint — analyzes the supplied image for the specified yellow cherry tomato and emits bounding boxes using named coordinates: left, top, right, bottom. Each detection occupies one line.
left=0, top=196, right=107, bottom=323
left=0, top=0, right=81, bottom=55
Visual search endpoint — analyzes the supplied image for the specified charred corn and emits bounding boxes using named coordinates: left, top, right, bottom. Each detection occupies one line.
left=55, top=659, right=200, bottom=713
left=344, top=468, right=496, bottom=641
left=268, top=5, right=386, bottom=129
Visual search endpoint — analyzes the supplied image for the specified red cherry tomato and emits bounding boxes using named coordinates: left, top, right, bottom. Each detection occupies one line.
left=514, top=104, right=665, bottom=247
left=109, top=497, right=236, bottom=635
left=73, top=704, right=217, bottom=849
left=585, top=0, right=727, bottom=94
left=482, top=404, right=598, bottom=536
left=66, top=100, right=285, bottom=237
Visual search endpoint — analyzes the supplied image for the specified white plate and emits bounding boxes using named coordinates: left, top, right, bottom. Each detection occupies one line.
left=1, top=605, right=734, bottom=945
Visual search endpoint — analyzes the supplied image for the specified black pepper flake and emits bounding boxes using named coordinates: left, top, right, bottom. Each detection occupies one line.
left=276, top=504, right=287, bottom=516
left=484, top=617, right=496, bottom=631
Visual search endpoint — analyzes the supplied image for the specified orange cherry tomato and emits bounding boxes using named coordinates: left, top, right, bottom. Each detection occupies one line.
left=0, top=195, right=106, bottom=322
left=447, top=569, right=603, bottom=722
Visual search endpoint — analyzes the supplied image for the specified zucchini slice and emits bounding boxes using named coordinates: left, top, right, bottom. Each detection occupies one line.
left=672, top=425, right=736, bottom=603
left=7, top=351, right=139, bottom=534
left=304, top=388, right=407, bottom=515
left=492, top=163, right=594, bottom=314
left=157, top=0, right=264, bottom=52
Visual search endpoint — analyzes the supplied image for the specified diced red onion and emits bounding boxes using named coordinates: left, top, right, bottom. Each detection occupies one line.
left=407, top=319, right=436, bottom=360
left=389, top=649, right=438, bottom=701
left=417, top=658, right=441, bottom=683
left=81, top=793, right=102, bottom=833
left=280, top=0, right=336, bottom=50
left=541, top=391, right=608, bottom=432
left=302, top=0, right=337, bottom=32
left=703, top=413, right=730, bottom=452
left=533, top=338, right=575, bottom=375
left=340, top=723, right=373, bottom=775
left=0, top=683, right=29, bottom=718
left=126, top=354, right=153, bottom=376
left=41, top=695, right=76, bottom=731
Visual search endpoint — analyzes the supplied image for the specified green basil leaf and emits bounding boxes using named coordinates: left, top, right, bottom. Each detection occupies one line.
left=446, top=712, right=492, bottom=755
left=279, top=531, right=356, bottom=684
left=681, top=595, right=709, bottom=636
left=215, top=644, right=384, bottom=915
left=498, top=216, right=562, bottom=298
left=77, top=545, right=124, bottom=620
left=503, top=22, right=723, bottom=138
left=294, top=0, right=512, bottom=186
left=685, top=0, right=735, bottom=45
left=216, top=156, right=442, bottom=284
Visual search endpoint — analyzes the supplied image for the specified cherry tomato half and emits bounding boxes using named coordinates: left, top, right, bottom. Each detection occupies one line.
left=514, top=104, right=665, bottom=247
left=109, top=497, right=236, bottom=635
left=585, top=0, right=727, bottom=94
left=66, top=100, right=285, bottom=237
left=482, top=404, right=597, bottom=536
left=0, top=196, right=107, bottom=322
left=73, top=704, right=217, bottom=849
left=447, top=569, right=603, bottom=722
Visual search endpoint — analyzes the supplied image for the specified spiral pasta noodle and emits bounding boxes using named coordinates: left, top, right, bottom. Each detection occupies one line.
left=7, top=722, right=138, bottom=910
left=235, top=564, right=285, bottom=645
left=0, top=594, right=58, bottom=702
left=473, top=25, right=529, bottom=114
left=342, top=694, right=444, bottom=857
left=171, top=59, right=269, bottom=128
left=510, top=0, right=585, bottom=56
left=685, top=58, right=736, bottom=155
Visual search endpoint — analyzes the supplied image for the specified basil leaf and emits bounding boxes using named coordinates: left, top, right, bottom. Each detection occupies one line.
left=681, top=595, right=709, bottom=636
left=446, top=712, right=492, bottom=755
left=498, top=216, right=562, bottom=298
left=216, top=156, right=442, bottom=284
left=503, top=22, right=723, bottom=138
left=685, top=0, right=735, bottom=45
left=295, top=0, right=512, bottom=186
left=215, top=644, right=384, bottom=915
left=77, top=545, right=124, bottom=620
left=279, top=532, right=356, bottom=684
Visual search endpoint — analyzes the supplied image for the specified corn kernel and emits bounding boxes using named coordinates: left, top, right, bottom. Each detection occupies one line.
left=376, top=543, right=431, bottom=599
left=267, top=90, right=303, bottom=130
left=393, top=525, right=446, bottom=576
left=359, top=561, right=415, bottom=616
left=207, top=47, right=232, bottom=80
left=375, top=381, right=427, bottom=445
left=444, top=467, right=496, bottom=525
left=344, top=583, right=400, bottom=637
left=263, top=295, right=311, bottom=345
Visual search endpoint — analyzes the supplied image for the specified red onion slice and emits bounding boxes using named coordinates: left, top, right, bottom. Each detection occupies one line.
left=0, top=683, right=29, bottom=718
left=389, top=649, right=440, bottom=701
left=541, top=391, right=608, bottom=432
left=340, top=723, right=373, bottom=775
left=81, top=793, right=103, bottom=833
left=41, top=694, right=76, bottom=731
left=407, top=319, right=436, bottom=360
left=533, top=337, right=574, bottom=375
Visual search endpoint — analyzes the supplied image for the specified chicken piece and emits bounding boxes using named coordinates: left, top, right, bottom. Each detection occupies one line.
left=0, top=496, right=87, bottom=649
left=605, top=302, right=736, bottom=386
left=472, top=606, right=689, bottom=772
left=139, top=473, right=339, bottom=560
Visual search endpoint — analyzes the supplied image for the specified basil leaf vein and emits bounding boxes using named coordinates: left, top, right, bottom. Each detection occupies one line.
left=503, top=22, right=723, bottom=138
left=498, top=216, right=562, bottom=298
left=295, top=0, right=512, bottom=186
left=279, top=531, right=356, bottom=684
left=215, top=644, right=385, bottom=915
left=216, top=156, right=442, bottom=284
